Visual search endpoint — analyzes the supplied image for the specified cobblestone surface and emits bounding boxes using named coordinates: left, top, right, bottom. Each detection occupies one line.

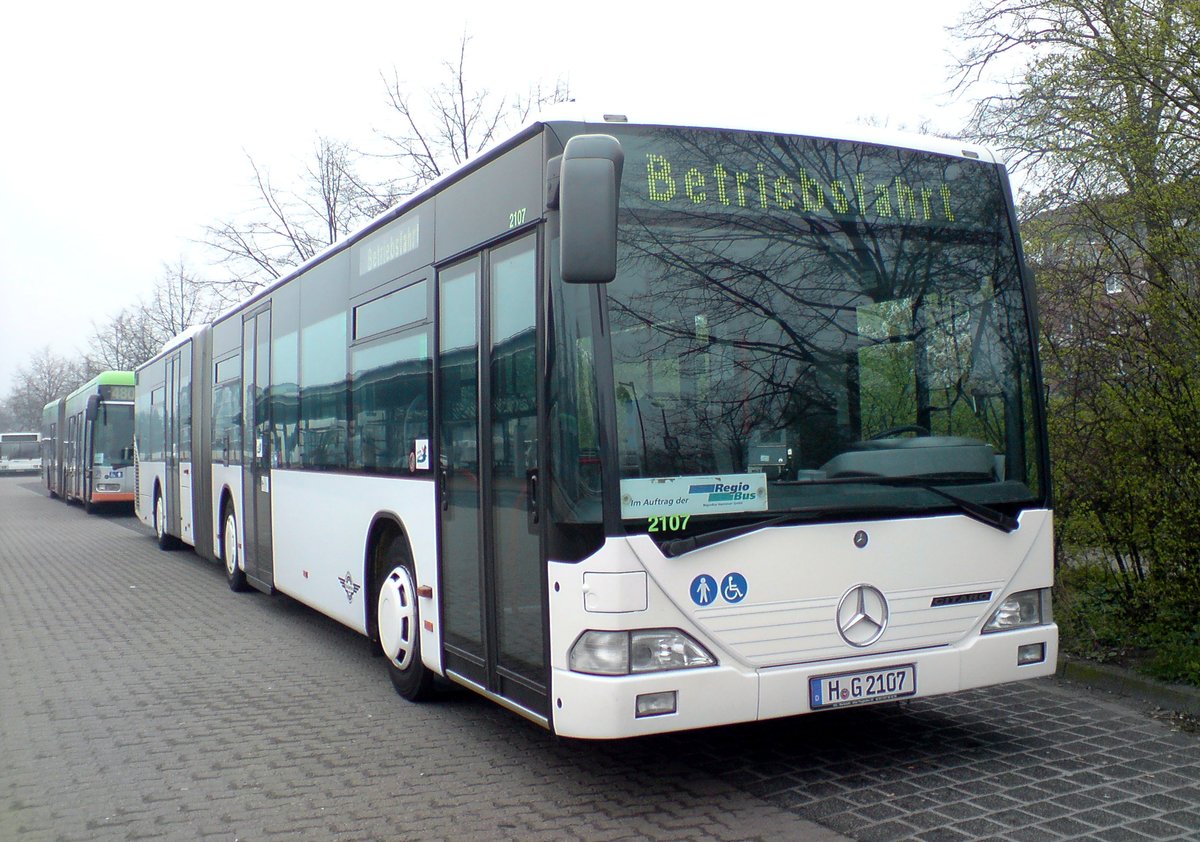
left=2, top=475, right=1198, bottom=841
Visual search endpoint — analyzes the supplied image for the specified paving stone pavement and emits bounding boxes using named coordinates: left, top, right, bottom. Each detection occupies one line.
left=2, top=475, right=1198, bottom=841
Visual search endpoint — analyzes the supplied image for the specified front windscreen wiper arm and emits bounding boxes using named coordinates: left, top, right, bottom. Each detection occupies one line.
left=842, top=476, right=1017, bottom=532
left=658, top=481, right=1018, bottom=557
left=812, top=475, right=1020, bottom=533
left=916, top=483, right=1019, bottom=533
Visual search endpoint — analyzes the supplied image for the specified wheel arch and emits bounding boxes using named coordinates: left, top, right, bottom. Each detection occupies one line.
left=216, top=483, right=237, bottom=550
left=364, top=512, right=416, bottom=644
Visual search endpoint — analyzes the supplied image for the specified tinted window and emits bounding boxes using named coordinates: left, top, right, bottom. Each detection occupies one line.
left=148, top=387, right=165, bottom=462
left=605, top=125, right=1041, bottom=523
left=178, top=346, right=192, bottom=463
left=272, top=283, right=300, bottom=469
left=350, top=332, right=430, bottom=474
left=212, top=356, right=241, bottom=466
left=354, top=280, right=427, bottom=340
left=298, top=255, right=350, bottom=470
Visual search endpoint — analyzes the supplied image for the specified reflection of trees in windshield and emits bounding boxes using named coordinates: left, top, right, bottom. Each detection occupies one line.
left=607, top=127, right=1036, bottom=491
left=95, top=405, right=135, bottom=467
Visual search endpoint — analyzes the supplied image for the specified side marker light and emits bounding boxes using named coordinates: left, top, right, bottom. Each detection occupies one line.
left=636, top=691, right=677, bottom=718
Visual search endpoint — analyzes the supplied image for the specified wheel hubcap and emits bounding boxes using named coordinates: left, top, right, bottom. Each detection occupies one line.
left=378, top=567, right=417, bottom=670
left=224, top=515, right=238, bottom=576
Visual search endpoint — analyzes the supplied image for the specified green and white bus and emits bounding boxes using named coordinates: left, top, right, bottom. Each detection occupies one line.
left=0, top=432, right=41, bottom=475
left=44, top=372, right=136, bottom=509
left=137, top=112, right=1057, bottom=738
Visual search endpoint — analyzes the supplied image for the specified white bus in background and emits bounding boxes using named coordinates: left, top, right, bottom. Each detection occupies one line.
left=136, top=112, right=1057, bottom=739
left=0, top=432, right=40, bottom=475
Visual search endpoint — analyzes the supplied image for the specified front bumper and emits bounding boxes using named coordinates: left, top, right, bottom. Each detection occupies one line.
left=549, top=623, right=1058, bottom=739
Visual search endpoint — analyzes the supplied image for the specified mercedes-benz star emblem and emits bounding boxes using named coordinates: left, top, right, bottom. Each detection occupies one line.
left=836, top=584, right=889, bottom=647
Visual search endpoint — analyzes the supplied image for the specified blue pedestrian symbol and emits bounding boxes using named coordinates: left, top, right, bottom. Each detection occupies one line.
left=690, top=574, right=718, bottom=606
left=722, top=572, right=748, bottom=603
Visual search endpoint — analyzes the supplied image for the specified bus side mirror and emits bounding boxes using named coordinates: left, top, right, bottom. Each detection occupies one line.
left=85, top=393, right=101, bottom=422
left=556, top=134, right=624, bottom=284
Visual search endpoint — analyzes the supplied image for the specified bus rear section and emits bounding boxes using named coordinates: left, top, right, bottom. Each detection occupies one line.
left=135, top=326, right=211, bottom=554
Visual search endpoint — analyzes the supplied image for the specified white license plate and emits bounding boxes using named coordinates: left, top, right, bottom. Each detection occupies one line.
left=809, top=664, right=916, bottom=710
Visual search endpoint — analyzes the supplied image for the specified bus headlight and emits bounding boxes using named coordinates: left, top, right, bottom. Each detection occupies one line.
left=569, top=629, right=716, bottom=675
left=982, top=589, right=1050, bottom=633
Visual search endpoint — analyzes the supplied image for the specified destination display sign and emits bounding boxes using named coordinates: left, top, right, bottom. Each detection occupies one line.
left=644, top=152, right=958, bottom=223
left=615, top=126, right=1003, bottom=232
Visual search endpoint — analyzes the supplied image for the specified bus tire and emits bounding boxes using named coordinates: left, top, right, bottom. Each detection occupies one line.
left=374, top=531, right=434, bottom=701
left=154, top=492, right=177, bottom=550
left=221, top=503, right=248, bottom=592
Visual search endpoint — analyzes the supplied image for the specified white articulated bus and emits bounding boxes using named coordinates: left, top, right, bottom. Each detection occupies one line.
left=136, top=112, right=1057, bottom=739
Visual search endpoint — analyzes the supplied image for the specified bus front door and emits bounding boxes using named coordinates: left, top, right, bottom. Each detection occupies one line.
left=437, top=232, right=548, bottom=720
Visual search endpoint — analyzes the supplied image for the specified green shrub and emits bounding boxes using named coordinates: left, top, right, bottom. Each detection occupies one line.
left=1055, top=561, right=1200, bottom=687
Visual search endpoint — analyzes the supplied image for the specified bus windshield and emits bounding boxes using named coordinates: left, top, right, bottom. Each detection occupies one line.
left=0, top=436, right=39, bottom=465
left=94, top=404, right=135, bottom=468
left=604, top=126, right=1043, bottom=527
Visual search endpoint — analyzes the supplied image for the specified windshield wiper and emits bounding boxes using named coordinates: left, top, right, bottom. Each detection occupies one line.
left=656, top=481, right=1018, bottom=558
left=848, top=477, right=1019, bottom=533
left=915, top=484, right=1019, bottom=532
left=658, top=511, right=826, bottom=558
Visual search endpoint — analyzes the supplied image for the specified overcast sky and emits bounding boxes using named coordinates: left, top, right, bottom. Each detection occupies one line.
left=0, top=0, right=984, bottom=402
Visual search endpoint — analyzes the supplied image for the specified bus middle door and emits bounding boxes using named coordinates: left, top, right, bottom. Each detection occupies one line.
left=165, top=354, right=182, bottom=534
left=241, top=308, right=274, bottom=592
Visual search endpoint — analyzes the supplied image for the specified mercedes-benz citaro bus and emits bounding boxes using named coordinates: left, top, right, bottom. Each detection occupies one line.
left=136, top=110, right=1056, bottom=739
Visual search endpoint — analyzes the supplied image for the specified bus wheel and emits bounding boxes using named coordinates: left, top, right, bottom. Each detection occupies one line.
left=222, top=505, right=248, bottom=592
left=375, top=534, right=434, bottom=701
left=154, top=493, right=176, bottom=550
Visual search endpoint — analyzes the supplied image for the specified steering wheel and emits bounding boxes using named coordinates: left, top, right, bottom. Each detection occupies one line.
left=869, top=424, right=931, bottom=440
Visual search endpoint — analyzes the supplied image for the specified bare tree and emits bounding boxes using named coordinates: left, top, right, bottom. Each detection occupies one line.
left=84, top=260, right=222, bottom=372
left=143, top=259, right=222, bottom=340
left=201, top=138, right=385, bottom=302
left=375, top=31, right=571, bottom=194
left=5, top=348, right=86, bottom=429
left=0, top=402, right=16, bottom=431
left=84, top=307, right=162, bottom=373
left=200, top=36, right=570, bottom=302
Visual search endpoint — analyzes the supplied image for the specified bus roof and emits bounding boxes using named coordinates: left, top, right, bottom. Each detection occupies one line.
left=199, top=109, right=1007, bottom=330
left=65, top=371, right=135, bottom=402
left=530, top=105, right=1002, bottom=165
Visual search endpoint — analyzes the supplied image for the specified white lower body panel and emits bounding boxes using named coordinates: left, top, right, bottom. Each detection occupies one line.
left=551, top=625, right=1057, bottom=739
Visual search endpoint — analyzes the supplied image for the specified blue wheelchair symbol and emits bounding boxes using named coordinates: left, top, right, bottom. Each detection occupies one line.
left=721, top=572, right=748, bottom=603
left=690, top=574, right=718, bottom=606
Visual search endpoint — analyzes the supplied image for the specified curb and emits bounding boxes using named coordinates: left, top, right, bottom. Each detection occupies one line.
left=1057, top=657, right=1200, bottom=717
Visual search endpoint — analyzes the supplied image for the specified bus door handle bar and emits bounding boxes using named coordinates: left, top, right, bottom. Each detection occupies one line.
left=527, top=469, right=539, bottom=525
left=440, top=467, right=449, bottom=511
